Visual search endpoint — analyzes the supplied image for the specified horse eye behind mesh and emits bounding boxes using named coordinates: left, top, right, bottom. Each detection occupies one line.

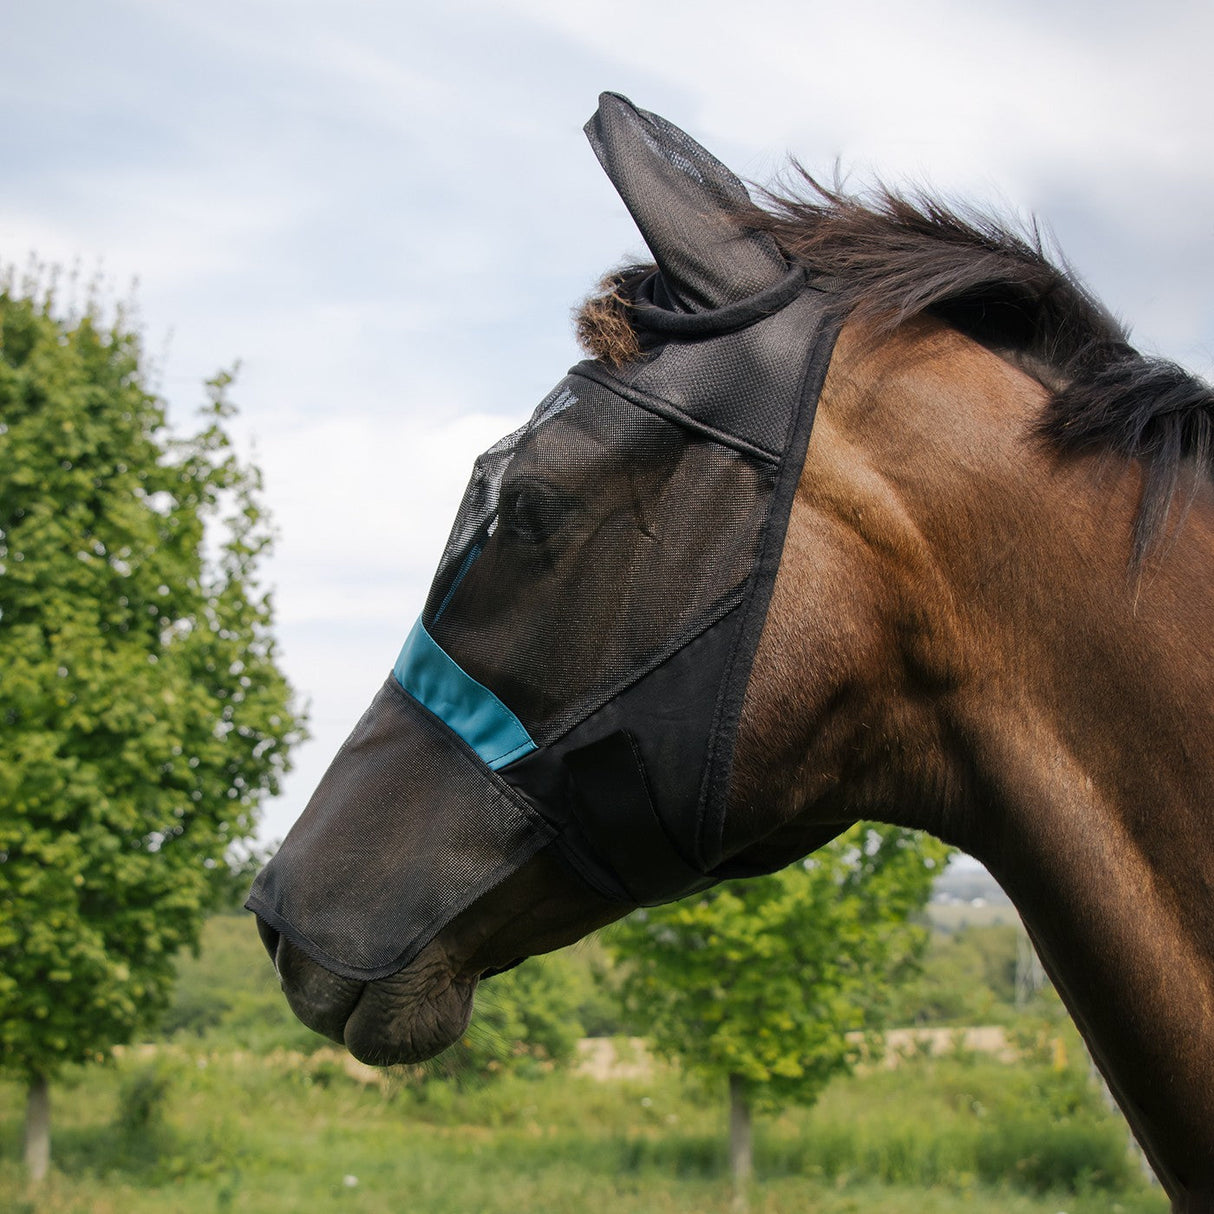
left=501, top=482, right=574, bottom=545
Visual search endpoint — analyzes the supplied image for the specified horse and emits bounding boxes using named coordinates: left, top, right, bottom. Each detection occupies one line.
left=248, top=95, right=1214, bottom=1210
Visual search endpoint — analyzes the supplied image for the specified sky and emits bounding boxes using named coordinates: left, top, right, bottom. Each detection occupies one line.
left=2, top=0, right=1212, bottom=845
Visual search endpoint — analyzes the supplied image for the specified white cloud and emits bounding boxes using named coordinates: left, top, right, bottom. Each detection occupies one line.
left=499, top=0, right=1214, bottom=187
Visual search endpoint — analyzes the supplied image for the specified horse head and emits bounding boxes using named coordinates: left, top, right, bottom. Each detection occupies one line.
left=250, top=95, right=1214, bottom=1209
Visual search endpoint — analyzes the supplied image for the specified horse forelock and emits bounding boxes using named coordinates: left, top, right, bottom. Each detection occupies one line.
left=575, top=171, right=1214, bottom=562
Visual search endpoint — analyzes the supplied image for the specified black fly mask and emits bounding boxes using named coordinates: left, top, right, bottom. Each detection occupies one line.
left=247, top=94, right=842, bottom=981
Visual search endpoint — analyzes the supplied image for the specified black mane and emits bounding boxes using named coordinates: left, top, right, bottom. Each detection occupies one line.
left=577, top=173, right=1213, bottom=561
left=749, top=173, right=1213, bottom=560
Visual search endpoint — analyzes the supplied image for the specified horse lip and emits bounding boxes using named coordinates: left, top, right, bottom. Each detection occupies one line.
left=254, top=917, right=488, bottom=1065
left=262, top=926, right=364, bottom=1045
left=342, top=958, right=477, bottom=1066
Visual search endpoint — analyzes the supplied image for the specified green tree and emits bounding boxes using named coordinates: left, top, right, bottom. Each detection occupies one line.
left=0, top=278, right=304, bottom=1182
left=884, top=921, right=1026, bottom=1026
left=606, top=824, right=950, bottom=1205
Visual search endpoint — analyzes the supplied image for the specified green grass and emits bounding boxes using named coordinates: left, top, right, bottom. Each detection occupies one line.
left=0, top=915, right=1165, bottom=1212
left=0, top=1043, right=1167, bottom=1214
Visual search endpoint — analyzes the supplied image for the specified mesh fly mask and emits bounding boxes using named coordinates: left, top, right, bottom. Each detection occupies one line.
left=247, top=94, right=843, bottom=981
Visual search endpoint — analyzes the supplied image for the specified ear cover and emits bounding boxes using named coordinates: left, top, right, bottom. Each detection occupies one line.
left=585, top=92, right=789, bottom=312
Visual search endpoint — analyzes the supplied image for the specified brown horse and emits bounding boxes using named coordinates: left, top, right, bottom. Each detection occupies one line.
left=254, top=100, right=1214, bottom=1209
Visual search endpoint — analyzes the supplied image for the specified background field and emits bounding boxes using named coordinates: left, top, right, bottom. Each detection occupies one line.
left=0, top=890, right=1168, bottom=1214
left=0, top=1052, right=1169, bottom=1214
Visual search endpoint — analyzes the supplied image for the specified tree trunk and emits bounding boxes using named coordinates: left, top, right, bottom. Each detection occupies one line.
left=24, top=1071, right=50, bottom=1184
left=728, top=1073, right=752, bottom=1212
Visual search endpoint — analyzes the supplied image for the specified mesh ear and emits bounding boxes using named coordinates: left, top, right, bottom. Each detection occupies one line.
left=585, top=92, right=789, bottom=313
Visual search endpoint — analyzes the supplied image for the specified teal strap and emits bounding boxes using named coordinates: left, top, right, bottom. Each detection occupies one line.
left=393, top=618, right=536, bottom=771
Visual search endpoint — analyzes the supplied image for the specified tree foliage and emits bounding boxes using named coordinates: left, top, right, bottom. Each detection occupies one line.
left=607, top=824, right=952, bottom=1112
left=0, top=279, right=304, bottom=1083
left=885, top=922, right=1026, bottom=1026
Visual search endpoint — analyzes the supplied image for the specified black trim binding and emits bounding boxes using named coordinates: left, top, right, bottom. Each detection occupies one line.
left=630, top=265, right=809, bottom=337
left=695, top=299, right=844, bottom=871
left=571, top=362, right=783, bottom=464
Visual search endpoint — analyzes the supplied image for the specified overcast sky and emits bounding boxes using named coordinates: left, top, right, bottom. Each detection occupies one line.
left=3, top=0, right=1211, bottom=844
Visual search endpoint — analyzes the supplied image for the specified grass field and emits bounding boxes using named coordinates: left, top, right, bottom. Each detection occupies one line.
left=0, top=915, right=1168, bottom=1214
left=0, top=1040, right=1167, bottom=1213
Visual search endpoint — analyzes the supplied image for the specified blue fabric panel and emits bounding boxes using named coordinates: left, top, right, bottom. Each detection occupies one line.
left=393, top=618, right=536, bottom=771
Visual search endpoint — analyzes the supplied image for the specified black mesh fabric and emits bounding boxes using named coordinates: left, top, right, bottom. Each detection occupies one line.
left=426, top=374, right=771, bottom=744
left=621, top=299, right=825, bottom=456
left=585, top=92, right=789, bottom=312
left=246, top=679, right=555, bottom=979
left=427, top=382, right=578, bottom=606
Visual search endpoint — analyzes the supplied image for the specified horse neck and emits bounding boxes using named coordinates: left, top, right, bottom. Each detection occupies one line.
left=813, top=316, right=1214, bottom=1202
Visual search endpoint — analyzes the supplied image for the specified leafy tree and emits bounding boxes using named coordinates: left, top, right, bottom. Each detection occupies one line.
left=204, top=839, right=278, bottom=914
left=885, top=922, right=1025, bottom=1026
left=0, top=278, right=304, bottom=1181
left=606, top=824, right=951, bottom=1204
